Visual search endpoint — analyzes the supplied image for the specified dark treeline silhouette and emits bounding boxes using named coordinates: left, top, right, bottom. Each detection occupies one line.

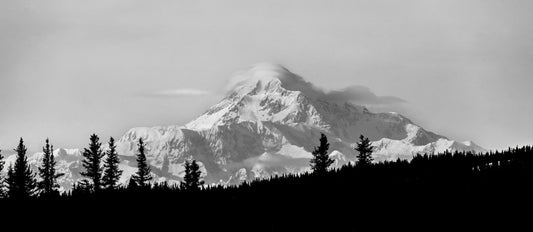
left=80, top=134, right=105, bottom=192
left=102, top=137, right=122, bottom=190
left=355, top=134, right=374, bottom=166
left=132, top=138, right=152, bottom=188
left=1, top=134, right=532, bottom=201
left=37, top=139, right=63, bottom=198
left=6, top=138, right=37, bottom=199
left=2, top=134, right=528, bottom=202
left=0, top=149, right=5, bottom=198
left=310, top=133, right=334, bottom=174
left=0, top=133, right=532, bottom=228
left=181, top=159, right=204, bottom=191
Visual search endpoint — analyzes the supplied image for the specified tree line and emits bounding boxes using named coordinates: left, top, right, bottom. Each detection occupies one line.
left=0, top=134, right=204, bottom=199
left=1, top=131, right=532, bottom=204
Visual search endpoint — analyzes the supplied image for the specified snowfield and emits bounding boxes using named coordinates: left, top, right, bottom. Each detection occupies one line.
left=1, top=63, right=485, bottom=191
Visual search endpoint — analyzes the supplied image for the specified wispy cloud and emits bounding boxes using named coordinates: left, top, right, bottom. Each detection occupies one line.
left=144, top=88, right=209, bottom=97
left=324, top=85, right=406, bottom=106
left=225, top=63, right=406, bottom=106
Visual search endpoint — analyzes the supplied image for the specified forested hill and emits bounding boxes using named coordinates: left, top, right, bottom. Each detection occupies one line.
left=1, top=145, right=532, bottom=228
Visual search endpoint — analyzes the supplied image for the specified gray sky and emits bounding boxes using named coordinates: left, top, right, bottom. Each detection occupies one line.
left=1, top=0, right=532, bottom=152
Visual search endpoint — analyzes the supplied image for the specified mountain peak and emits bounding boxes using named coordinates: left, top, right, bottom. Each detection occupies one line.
left=22, top=63, right=486, bottom=191
left=227, top=63, right=293, bottom=94
left=228, top=63, right=323, bottom=101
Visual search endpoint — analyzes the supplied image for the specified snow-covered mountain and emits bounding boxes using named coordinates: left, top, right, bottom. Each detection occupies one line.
left=1, top=63, right=485, bottom=190
left=113, top=63, right=484, bottom=184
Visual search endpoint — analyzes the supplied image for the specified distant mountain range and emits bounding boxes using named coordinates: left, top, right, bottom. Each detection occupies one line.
left=2, top=63, right=485, bottom=191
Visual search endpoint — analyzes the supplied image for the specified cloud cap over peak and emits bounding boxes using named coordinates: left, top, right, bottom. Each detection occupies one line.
left=226, top=63, right=406, bottom=106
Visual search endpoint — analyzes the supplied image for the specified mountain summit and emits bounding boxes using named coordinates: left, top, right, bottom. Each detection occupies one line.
left=4, top=63, right=485, bottom=189
left=187, top=63, right=334, bottom=130
left=116, top=63, right=485, bottom=184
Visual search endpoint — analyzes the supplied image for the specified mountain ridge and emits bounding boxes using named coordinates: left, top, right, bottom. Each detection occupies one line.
left=1, top=63, right=485, bottom=190
left=113, top=63, right=484, bottom=185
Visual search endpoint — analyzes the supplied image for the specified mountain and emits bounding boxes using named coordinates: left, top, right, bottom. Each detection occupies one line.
left=114, top=63, right=485, bottom=185
left=0, top=63, right=485, bottom=190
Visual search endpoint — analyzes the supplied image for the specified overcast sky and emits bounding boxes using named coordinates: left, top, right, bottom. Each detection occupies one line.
left=1, top=0, right=532, bottom=152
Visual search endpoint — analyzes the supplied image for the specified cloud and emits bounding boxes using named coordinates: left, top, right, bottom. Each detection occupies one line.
left=142, top=64, right=403, bottom=108
left=145, top=88, right=209, bottom=97
left=323, top=85, right=406, bottom=106
left=225, top=63, right=406, bottom=106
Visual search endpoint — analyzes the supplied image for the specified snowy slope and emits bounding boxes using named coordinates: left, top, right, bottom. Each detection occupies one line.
left=112, top=63, right=485, bottom=186
left=1, top=63, right=485, bottom=191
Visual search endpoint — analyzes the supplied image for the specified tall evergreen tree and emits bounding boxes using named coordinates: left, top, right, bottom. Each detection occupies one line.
left=126, top=176, right=138, bottom=190
left=181, top=159, right=204, bottom=191
left=7, top=138, right=37, bottom=199
left=310, top=133, right=334, bottom=175
left=355, top=134, right=374, bottom=167
left=0, top=150, right=5, bottom=198
left=80, top=134, right=105, bottom=192
left=133, top=138, right=152, bottom=188
left=102, top=137, right=123, bottom=190
left=38, top=138, right=63, bottom=197
left=6, top=165, right=15, bottom=197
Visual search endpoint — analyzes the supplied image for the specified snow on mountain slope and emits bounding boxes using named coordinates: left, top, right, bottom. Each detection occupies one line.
left=2, top=148, right=84, bottom=192
left=1, top=63, right=485, bottom=191
left=112, top=63, right=485, bottom=186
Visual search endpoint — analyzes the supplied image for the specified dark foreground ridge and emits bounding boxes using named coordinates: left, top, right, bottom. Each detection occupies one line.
left=2, top=145, right=533, bottom=229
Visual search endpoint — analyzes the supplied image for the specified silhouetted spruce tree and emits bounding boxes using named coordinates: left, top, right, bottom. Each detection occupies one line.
left=102, top=137, right=122, bottom=190
left=6, top=165, right=15, bottom=197
left=37, top=138, right=64, bottom=197
left=133, top=138, right=152, bottom=188
left=127, top=176, right=138, bottom=190
left=310, top=133, right=334, bottom=175
left=181, top=159, right=204, bottom=191
left=0, top=150, right=5, bottom=198
left=72, top=179, right=92, bottom=197
left=355, top=135, right=374, bottom=167
left=7, top=138, right=37, bottom=199
left=80, top=134, right=105, bottom=192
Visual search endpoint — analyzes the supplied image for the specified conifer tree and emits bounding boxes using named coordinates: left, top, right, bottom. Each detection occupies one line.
left=6, top=165, right=15, bottom=197
left=310, top=133, right=334, bottom=174
left=102, top=137, right=122, bottom=190
left=181, top=159, right=204, bottom=191
left=38, top=138, right=63, bottom=197
left=80, top=134, right=105, bottom=192
left=72, top=179, right=92, bottom=197
left=127, top=176, right=138, bottom=190
left=7, top=138, right=37, bottom=199
left=132, top=138, right=152, bottom=188
left=0, top=150, right=5, bottom=198
left=355, top=134, right=374, bottom=167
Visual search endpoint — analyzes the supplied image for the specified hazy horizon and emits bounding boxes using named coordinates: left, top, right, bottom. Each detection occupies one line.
left=2, top=0, right=533, bottom=152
